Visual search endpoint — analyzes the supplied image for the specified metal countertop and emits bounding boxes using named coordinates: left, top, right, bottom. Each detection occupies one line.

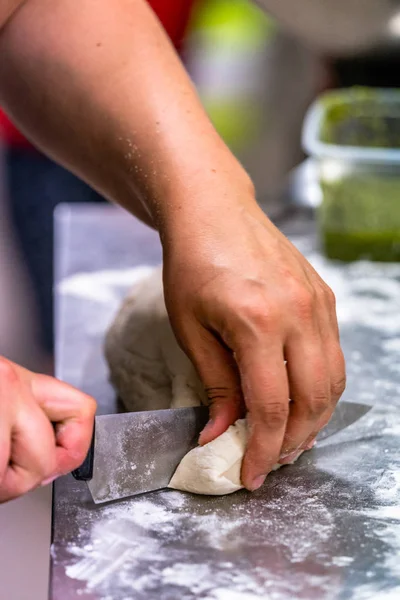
left=51, top=204, right=400, bottom=600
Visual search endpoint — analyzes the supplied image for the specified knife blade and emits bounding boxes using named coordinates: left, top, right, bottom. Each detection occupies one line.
left=73, top=400, right=371, bottom=504
left=316, top=400, right=371, bottom=442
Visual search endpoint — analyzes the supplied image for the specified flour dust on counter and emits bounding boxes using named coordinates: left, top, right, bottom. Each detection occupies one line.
left=292, top=238, right=400, bottom=338
left=63, top=483, right=338, bottom=599
left=60, top=401, right=400, bottom=600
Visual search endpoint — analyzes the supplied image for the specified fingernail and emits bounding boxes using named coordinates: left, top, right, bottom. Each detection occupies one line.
left=41, top=475, right=59, bottom=487
left=299, top=437, right=317, bottom=451
left=249, top=475, right=266, bottom=491
left=279, top=449, right=302, bottom=465
left=305, top=439, right=317, bottom=451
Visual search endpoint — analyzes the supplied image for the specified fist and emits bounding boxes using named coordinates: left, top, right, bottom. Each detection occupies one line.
left=0, top=357, right=96, bottom=502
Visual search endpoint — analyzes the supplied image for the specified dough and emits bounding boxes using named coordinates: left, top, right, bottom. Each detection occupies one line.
left=168, top=419, right=248, bottom=495
left=105, top=267, right=207, bottom=412
left=168, top=419, right=296, bottom=495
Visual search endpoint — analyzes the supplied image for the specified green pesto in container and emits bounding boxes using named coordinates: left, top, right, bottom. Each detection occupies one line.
left=320, top=177, right=400, bottom=262
left=317, top=88, right=400, bottom=262
left=320, top=88, right=400, bottom=149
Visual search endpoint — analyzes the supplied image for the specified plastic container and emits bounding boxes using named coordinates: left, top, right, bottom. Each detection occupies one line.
left=302, top=87, right=400, bottom=262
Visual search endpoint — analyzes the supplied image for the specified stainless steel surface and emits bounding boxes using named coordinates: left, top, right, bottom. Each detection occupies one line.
left=52, top=204, right=400, bottom=600
left=88, top=407, right=209, bottom=504
left=259, top=0, right=400, bottom=56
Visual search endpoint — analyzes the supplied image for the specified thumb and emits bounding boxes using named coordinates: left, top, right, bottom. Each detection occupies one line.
left=183, top=325, right=244, bottom=445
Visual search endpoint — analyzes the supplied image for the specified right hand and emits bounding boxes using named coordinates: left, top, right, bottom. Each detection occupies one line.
left=0, top=357, right=96, bottom=503
left=162, top=173, right=346, bottom=491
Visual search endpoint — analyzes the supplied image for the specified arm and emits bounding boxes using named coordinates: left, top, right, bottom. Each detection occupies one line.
left=0, top=0, right=345, bottom=495
left=0, top=0, right=241, bottom=228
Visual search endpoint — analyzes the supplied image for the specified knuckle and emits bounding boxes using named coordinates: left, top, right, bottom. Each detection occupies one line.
left=325, top=285, right=337, bottom=308
left=0, top=357, right=18, bottom=386
left=206, top=387, right=234, bottom=404
left=292, top=288, right=314, bottom=321
left=299, top=376, right=331, bottom=419
left=35, top=456, right=55, bottom=482
left=65, top=447, right=88, bottom=472
left=306, top=393, right=330, bottom=418
left=239, top=297, right=279, bottom=332
left=331, top=376, right=346, bottom=399
left=255, top=401, right=289, bottom=429
left=333, top=346, right=346, bottom=370
left=221, top=281, right=280, bottom=330
left=81, top=395, right=97, bottom=420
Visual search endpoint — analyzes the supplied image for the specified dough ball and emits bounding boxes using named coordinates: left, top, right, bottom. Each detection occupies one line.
left=105, top=267, right=207, bottom=412
left=168, top=419, right=248, bottom=495
left=169, top=419, right=301, bottom=496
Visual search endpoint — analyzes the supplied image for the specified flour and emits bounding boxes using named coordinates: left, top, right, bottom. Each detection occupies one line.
left=62, top=476, right=341, bottom=599
left=298, top=248, right=400, bottom=335
left=208, top=591, right=261, bottom=600
left=57, top=267, right=155, bottom=304
left=374, top=469, right=400, bottom=505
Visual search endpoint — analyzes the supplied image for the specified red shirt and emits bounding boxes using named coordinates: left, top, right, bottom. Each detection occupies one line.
left=0, top=0, right=194, bottom=147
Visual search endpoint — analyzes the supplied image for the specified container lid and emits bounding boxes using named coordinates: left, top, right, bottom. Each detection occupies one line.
left=302, top=87, right=400, bottom=164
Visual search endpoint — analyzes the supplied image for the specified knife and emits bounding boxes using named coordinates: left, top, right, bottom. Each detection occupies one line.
left=72, top=401, right=371, bottom=504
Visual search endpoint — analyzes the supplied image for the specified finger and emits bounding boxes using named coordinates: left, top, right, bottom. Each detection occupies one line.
left=0, top=417, right=11, bottom=485
left=181, top=325, right=244, bottom=445
left=31, top=374, right=97, bottom=474
left=0, top=360, right=12, bottom=484
left=292, top=285, right=346, bottom=454
left=297, top=346, right=346, bottom=454
left=280, top=335, right=331, bottom=462
left=1, top=425, right=56, bottom=502
left=1, top=409, right=56, bottom=503
left=311, top=277, right=346, bottom=404
left=238, top=343, right=289, bottom=491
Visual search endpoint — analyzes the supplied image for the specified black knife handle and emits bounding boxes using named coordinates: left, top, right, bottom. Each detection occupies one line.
left=72, top=423, right=95, bottom=481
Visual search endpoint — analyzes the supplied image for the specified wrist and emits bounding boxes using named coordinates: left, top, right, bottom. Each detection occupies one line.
left=151, top=157, right=256, bottom=238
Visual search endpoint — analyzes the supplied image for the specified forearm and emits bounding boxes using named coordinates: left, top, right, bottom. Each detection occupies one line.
left=0, top=0, right=250, bottom=230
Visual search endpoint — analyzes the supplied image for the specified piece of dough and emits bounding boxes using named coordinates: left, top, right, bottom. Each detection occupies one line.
left=168, top=419, right=248, bottom=495
left=105, top=267, right=207, bottom=412
left=168, top=419, right=295, bottom=495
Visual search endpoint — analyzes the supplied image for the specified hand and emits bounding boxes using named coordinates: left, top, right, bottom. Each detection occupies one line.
left=162, top=177, right=346, bottom=491
left=0, top=357, right=96, bottom=502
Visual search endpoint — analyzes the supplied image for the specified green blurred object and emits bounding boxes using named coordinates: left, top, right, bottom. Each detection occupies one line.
left=199, top=98, right=261, bottom=146
left=320, top=87, right=400, bottom=149
left=320, top=176, right=400, bottom=262
left=303, top=87, right=400, bottom=262
left=191, top=0, right=275, bottom=50
left=189, top=0, right=275, bottom=149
